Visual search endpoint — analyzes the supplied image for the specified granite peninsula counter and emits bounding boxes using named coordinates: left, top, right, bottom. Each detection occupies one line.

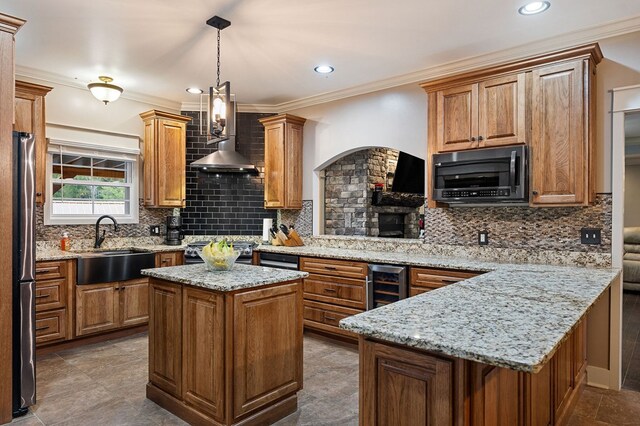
left=140, top=263, right=308, bottom=426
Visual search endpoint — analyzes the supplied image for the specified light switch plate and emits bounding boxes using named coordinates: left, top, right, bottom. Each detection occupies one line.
left=581, top=228, right=601, bottom=245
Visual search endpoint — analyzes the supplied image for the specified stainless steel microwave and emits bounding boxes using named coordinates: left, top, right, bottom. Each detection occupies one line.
left=432, top=146, right=528, bottom=204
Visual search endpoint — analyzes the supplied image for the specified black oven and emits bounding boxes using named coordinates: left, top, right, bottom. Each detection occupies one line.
left=432, top=146, right=527, bottom=204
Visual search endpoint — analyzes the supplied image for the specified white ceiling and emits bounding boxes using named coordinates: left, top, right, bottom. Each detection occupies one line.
left=4, top=0, right=640, bottom=106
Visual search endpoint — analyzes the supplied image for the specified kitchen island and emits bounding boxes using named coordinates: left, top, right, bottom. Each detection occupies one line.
left=339, top=266, right=619, bottom=425
left=141, top=263, right=308, bottom=426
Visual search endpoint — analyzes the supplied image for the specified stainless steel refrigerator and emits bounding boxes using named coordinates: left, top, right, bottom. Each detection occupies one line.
left=12, top=131, right=36, bottom=417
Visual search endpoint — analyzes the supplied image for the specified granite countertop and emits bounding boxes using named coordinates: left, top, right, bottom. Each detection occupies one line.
left=141, top=263, right=308, bottom=292
left=36, top=244, right=187, bottom=262
left=255, top=244, right=619, bottom=373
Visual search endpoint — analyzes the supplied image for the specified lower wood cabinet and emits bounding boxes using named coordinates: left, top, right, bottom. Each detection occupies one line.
left=35, top=259, right=74, bottom=347
left=360, top=316, right=588, bottom=426
left=148, top=278, right=303, bottom=425
left=410, top=267, right=481, bottom=296
left=35, top=309, right=67, bottom=344
left=156, top=250, right=184, bottom=268
left=76, top=279, right=150, bottom=337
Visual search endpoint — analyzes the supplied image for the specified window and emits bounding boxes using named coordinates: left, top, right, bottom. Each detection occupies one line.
left=45, top=147, right=139, bottom=225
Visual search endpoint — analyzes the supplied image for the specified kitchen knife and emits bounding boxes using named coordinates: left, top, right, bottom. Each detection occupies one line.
left=279, top=224, right=290, bottom=236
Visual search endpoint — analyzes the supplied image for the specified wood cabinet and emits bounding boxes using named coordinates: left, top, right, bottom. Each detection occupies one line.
left=140, top=110, right=191, bottom=208
left=147, top=277, right=303, bottom=425
left=300, top=256, right=367, bottom=340
left=14, top=81, right=52, bottom=206
left=259, top=114, right=306, bottom=209
left=76, top=278, right=149, bottom=336
left=35, top=260, right=74, bottom=346
left=359, top=315, right=588, bottom=425
left=155, top=250, right=184, bottom=268
left=423, top=44, right=602, bottom=208
left=435, top=73, right=525, bottom=153
left=360, top=339, right=455, bottom=425
left=410, top=267, right=481, bottom=296
left=530, top=60, right=594, bottom=206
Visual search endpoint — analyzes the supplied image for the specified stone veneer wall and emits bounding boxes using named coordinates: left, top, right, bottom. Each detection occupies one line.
left=180, top=112, right=277, bottom=236
left=423, top=194, right=612, bottom=253
left=324, top=148, right=420, bottom=237
left=36, top=200, right=172, bottom=241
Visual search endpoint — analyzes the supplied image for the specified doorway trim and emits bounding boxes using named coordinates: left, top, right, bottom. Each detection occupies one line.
left=611, top=84, right=640, bottom=391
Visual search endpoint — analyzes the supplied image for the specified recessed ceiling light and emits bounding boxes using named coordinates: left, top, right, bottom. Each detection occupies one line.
left=518, top=1, right=550, bottom=15
left=314, top=65, right=335, bottom=74
left=186, top=87, right=203, bottom=94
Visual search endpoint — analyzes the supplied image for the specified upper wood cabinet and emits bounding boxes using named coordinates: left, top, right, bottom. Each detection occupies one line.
left=435, top=74, right=525, bottom=152
left=259, top=114, right=306, bottom=209
left=422, top=43, right=602, bottom=208
left=140, top=110, right=191, bottom=208
left=14, top=81, right=52, bottom=205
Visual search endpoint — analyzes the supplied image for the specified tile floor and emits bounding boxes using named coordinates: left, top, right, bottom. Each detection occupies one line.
left=9, top=323, right=640, bottom=426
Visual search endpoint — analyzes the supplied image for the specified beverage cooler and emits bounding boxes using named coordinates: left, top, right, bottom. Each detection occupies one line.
left=367, top=265, right=407, bottom=309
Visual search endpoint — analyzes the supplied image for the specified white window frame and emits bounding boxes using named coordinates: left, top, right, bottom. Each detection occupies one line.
left=44, top=144, right=140, bottom=225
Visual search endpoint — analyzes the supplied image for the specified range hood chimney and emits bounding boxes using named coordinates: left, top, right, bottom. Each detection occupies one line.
left=190, top=99, right=258, bottom=174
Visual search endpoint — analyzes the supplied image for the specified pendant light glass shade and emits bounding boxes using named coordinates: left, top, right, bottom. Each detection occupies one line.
left=88, top=76, right=123, bottom=105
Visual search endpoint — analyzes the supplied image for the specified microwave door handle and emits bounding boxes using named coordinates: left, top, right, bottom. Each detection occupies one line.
left=510, top=150, right=517, bottom=191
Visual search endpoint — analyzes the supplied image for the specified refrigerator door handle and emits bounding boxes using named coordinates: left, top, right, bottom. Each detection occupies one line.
left=19, top=280, right=36, bottom=408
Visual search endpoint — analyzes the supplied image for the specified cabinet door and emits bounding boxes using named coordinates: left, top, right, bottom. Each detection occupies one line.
left=120, top=279, right=149, bottom=327
left=436, top=84, right=478, bottom=152
left=182, top=287, right=225, bottom=422
left=573, top=318, right=587, bottom=384
left=469, top=363, right=520, bottom=426
left=285, top=123, right=303, bottom=209
left=233, top=281, right=302, bottom=419
left=149, top=280, right=182, bottom=398
left=143, top=119, right=156, bottom=206
left=14, top=90, right=46, bottom=205
left=531, top=60, right=586, bottom=205
left=157, top=119, right=186, bottom=207
left=554, top=337, right=574, bottom=422
left=155, top=251, right=183, bottom=268
left=360, top=340, right=454, bottom=425
left=264, top=123, right=286, bottom=208
left=35, top=309, right=67, bottom=345
left=76, top=283, right=119, bottom=336
left=524, top=361, right=552, bottom=426
left=478, top=73, right=526, bottom=148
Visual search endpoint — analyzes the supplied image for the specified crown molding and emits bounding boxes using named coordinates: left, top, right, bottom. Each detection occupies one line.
left=240, top=14, right=640, bottom=113
left=0, top=13, right=25, bottom=35
left=15, top=65, right=182, bottom=111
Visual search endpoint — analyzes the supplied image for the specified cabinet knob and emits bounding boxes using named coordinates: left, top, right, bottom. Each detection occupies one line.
left=478, top=136, right=484, bottom=142
left=470, top=137, right=476, bottom=142
left=36, top=192, right=42, bottom=196
left=532, top=190, right=539, bottom=196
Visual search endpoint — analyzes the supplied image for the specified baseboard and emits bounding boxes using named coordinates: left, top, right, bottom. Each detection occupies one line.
left=586, top=365, right=613, bottom=389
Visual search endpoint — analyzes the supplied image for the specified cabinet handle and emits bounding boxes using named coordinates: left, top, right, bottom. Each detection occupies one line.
left=478, top=136, right=484, bottom=142
left=324, top=315, right=337, bottom=321
left=36, top=326, right=49, bottom=332
left=324, top=266, right=337, bottom=270
left=36, top=192, right=43, bottom=196
left=470, top=137, right=476, bottom=142
left=35, top=294, right=49, bottom=299
left=441, top=280, right=458, bottom=285
left=36, top=267, right=57, bottom=274
left=323, top=288, right=337, bottom=293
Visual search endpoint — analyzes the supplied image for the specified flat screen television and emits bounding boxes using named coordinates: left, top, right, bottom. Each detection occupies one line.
left=391, top=151, right=425, bottom=195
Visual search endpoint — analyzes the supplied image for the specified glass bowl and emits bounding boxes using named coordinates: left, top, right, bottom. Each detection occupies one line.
left=197, top=248, right=241, bottom=271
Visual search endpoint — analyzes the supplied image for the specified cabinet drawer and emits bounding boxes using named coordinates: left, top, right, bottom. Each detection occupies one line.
left=35, top=260, right=67, bottom=281
left=303, top=274, right=366, bottom=309
left=35, top=278, right=67, bottom=312
left=35, top=309, right=67, bottom=345
left=303, top=300, right=362, bottom=339
left=410, top=267, right=480, bottom=290
left=300, top=257, right=368, bottom=279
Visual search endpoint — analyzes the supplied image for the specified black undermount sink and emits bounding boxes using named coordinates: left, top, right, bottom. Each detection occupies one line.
left=77, top=249, right=156, bottom=285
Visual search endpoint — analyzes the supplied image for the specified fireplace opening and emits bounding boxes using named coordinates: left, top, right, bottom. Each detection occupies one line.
left=378, top=213, right=405, bottom=238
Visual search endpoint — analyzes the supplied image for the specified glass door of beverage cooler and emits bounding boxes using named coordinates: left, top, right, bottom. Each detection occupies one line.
left=367, top=265, right=407, bottom=310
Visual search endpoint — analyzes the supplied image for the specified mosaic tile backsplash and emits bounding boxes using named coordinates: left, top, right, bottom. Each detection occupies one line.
left=423, top=194, right=612, bottom=253
left=278, top=200, right=313, bottom=237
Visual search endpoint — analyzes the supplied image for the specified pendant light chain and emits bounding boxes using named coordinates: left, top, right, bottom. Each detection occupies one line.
left=216, top=28, right=221, bottom=88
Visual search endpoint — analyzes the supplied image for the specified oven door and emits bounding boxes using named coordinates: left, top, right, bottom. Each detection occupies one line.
left=432, top=146, right=527, bottom=204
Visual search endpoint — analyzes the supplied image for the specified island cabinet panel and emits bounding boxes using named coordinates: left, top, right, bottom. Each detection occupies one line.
left=469, top=363, right=520, bottom=426
left=149, top=280, right=182, bottom=398
left=523, top=361, right=552, bottom=426
left=233, top=282, right=303, bottom=419
left=360, top=339, right=455, bottom=426
left=76, top=283, right=119, bottom=336
left=182, top=287, right=225, bottom=422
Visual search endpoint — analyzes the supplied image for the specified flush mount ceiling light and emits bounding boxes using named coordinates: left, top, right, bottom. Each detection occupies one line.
left=518, top=1, right=550, bottom=15
left=87, top=76, right=123, bottom=105
left=314, top=65, right=335, bottom=74
left=186, top=87, right=203, bottom=94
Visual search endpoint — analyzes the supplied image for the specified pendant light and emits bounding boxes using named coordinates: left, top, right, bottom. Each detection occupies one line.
left=202, top=15, right=234, bottom=145
left=87, top=76, right=123, bottom=105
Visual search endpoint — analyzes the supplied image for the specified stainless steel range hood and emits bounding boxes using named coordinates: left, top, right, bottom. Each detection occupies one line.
left=190, top=137, right=257, bottom=173
left=189, top=95, right=258, bottom=173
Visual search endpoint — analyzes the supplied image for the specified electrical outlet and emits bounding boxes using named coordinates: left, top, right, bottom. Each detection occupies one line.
left=581, top=228, right=601, bottom=245
left=150, top=225, right=161, bottom=236
left=478, top=230, right=489, bottom=246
